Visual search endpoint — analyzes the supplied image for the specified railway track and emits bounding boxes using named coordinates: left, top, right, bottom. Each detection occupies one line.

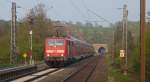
left=11, top=58, right=95, bottom=82
left=1, top=56, right=97, bottom=82
left=30, top=56, right=96, bottom=82
left=61, top=57, right=98, bottom=82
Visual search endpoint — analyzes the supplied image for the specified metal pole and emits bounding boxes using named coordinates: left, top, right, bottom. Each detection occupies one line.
left=10, top=4, right=13, bottom=64
left=13, top=2, right=17, bottom=64
left=27, top=16, right=33, bottom=65
left=140, top=0, right=145, bottom=82
left=124, top=4, right=128, bottom=75
left=25, top=57, right=27, bottom=65
left=122, top=5, right=125, bottom=52
left=10, top=1, right=17, bottom=64
left=121, top=4, right=126, bottom=75
left=29, top=30, right=33, bottom=64
left=112, top=29, right=115, bottom=64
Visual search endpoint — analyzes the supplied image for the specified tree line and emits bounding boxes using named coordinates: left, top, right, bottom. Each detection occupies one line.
left=0, top=3, right=112, bottom=65
left=0, top=3, right=149, bottom=81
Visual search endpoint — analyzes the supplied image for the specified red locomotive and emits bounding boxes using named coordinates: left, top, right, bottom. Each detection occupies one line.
left=44, top=36, right=95, bottom=66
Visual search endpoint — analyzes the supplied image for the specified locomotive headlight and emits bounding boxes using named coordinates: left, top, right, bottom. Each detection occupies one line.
left=47, top=54, right=50, bottom=57
left=61, top=54, right=64, bottom=56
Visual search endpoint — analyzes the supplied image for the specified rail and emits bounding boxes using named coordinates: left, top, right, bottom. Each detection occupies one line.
left=61, top=57, right=98, bottom=82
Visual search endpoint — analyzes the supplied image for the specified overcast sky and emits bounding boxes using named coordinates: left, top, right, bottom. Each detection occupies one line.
left=0, top=0, right=150, bottom=25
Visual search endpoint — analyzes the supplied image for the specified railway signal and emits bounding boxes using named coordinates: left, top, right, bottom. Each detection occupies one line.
left=120, top=50, right=125, bottom=58
left=23, top=53, right=27, bottom=64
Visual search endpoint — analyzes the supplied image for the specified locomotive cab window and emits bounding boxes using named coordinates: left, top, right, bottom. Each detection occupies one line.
left=48, top=39, right=64, bottom=46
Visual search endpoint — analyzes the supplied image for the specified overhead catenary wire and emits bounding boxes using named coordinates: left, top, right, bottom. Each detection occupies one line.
left=4, top=0, right=11, bottom=3
left=87, top=9, right=112, bottom=25
left=46, top=0, right=65, bottom=21
left=51, top=6, right=64, bottom=21
left=81, top=0, right=91, bottom=20
left=81, top=0, right=112, bottom=25
left=67, top=0, right=89, bottom=22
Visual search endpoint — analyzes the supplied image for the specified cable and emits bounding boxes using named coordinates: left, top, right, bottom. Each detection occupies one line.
left=4, top=0, right=11, bottom=3
left=67, top=0, right=89, bottom=21
left=87, top=9, right=112, bottom=24
left=46, top=0, right=65, bottom=21
left=52, top=7, right=64, bottom=21
left=81, top=0, right=112, bottom=25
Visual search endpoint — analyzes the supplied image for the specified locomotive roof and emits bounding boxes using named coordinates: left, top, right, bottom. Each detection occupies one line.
left=46, top=36, right=92, bottom=46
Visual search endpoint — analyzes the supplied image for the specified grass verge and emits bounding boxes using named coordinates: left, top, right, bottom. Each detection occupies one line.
left=106, top=54, right=131, bottom=82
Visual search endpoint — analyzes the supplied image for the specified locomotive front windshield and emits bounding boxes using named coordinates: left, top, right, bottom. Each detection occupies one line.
left=48, top=39, right=64, bottom=46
